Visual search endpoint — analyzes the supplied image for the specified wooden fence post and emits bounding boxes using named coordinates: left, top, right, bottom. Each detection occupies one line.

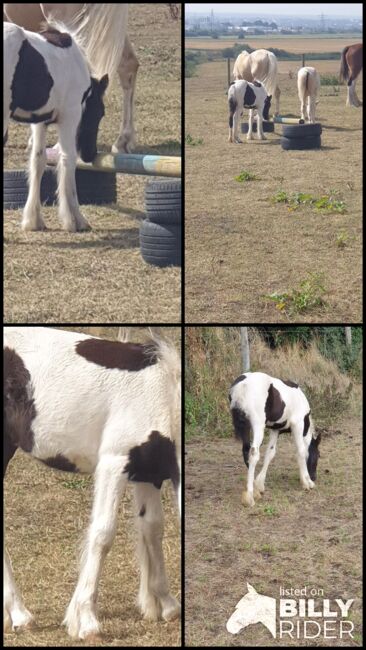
left=302, top=53, right=305, bottom=67
left=227, top=57, right=231, bottom=86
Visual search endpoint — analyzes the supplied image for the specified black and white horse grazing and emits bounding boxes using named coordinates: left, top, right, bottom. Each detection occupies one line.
left=4, top=327, right=181, bottom=640
left=229, top=372, right=321, bottom=507
left=4, top=22, right=108, bottom=232
left=228, top=80, right=272, bottom=143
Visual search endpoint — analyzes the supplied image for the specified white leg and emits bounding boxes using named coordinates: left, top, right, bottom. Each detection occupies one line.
left=243, top=422, right=264, bottom=506
left=247, top=109, right=254, bottom=140
left=300, top=99, right=306, bottom=122
left=56, top=120, right=90, bottom=232
left=254, top=430, right=279, bottom=494
left=134, top=484, right=180, bottom=622
left=233, top=110, right=242, bottom=143
left=22, top=124, right=47, bottom=231
left=4, top=548, right=33, bottom=632
left=112, top=38, right=139, bottom=153
left=63, top=454, right=128, bottom=640
left=257, top=114, right=265, bottom=140
left=292, top=425, right=315, bottom=490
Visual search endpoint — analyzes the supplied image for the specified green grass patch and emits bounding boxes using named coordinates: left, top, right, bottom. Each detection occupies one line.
left=185, top=133, right=204, bottom=146
left=234, top=170, right=260, bottom=182
left=263, top=271, right=327, bottom=316
left=271, top=189, right=347, bottom=214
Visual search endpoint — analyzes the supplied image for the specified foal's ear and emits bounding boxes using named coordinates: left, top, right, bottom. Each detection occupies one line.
left=99, top=74, right=109, bottom=94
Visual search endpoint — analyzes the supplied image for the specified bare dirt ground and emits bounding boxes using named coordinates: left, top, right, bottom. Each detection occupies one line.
left=185, top=60, right=362, bottom=323
left=4, top=4, right=181, bottom=324
left=185, top=412, right=362, bottom=646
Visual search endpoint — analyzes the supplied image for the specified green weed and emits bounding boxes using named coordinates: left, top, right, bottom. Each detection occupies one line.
left=264, top=272, right=326, bottom=315
left=185, top=133, right=204, bottom=146
left=234, top=170, right=260, bottom=182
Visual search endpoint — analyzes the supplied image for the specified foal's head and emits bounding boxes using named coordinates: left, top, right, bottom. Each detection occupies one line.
left=77, top=74, right=109, bottom=163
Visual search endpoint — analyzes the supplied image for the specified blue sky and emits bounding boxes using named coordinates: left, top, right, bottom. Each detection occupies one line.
left=185, top=4, right=363, bottom=18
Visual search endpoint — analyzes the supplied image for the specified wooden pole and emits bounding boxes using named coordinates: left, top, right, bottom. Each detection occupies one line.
left=227, top=57, right=231, bottom=86
left=302, top=53, right=305, bottom=67
left=240, top=327, right=250, bottom=372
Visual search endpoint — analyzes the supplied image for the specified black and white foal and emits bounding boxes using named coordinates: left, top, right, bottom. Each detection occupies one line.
left=228, top=79, right=272, bottom=142
left=4, top=327, right=181, bottom=639
left=4, top=22, right=108, bottom=231
left=229, top=372, right=321, bottom=507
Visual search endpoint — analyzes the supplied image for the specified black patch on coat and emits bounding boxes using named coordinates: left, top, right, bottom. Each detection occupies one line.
left=262, top=94, right=272, bottom=120
left=243, top=84, right=256, bottom=107
left=231, top=406, right=251, bottom=468
left=282, top=379, right=299, bottom=389
left=39, top=27, right=72, bottom=48
left=76, top=74, right=108, bottom=163
left=42, top=454, right=78, bottom=472
left=10, top=39, right=54, bottom=114
left=265, top=383, right=285, bottom=423
left=253, top=80, right=262, bottom=87
left=230, top=374, right=247, bottom=389
left=279, top=426, right=291, bottom=434
left=11, top=109, right=55, bottom=124
left=124, top=431, right=179, bottom=490
left=303, top=411, right=311, bottom=436
left=267, top=420, right=287, bottom=430
left=139, top=505, right=146, bottom=517
left=4, top=347, right=36, bottom=475
left=75, top=338, right=158, bottom=371
left=307, top=433, right=321, bottom=481
left=229, top=96, right=237, bottom=127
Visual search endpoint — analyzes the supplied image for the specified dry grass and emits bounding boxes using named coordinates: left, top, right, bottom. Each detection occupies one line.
left=185, top=36, right=362, bottom=52
left=185, top=412, right=362, bottom=646
left=185, top=60, right=362, bottom=322
left=4, top=454, right=181, bottom=648
left=4, top=4, right=181, bottom=324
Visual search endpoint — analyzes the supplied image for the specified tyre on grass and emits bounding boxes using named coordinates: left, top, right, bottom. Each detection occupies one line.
left=281, top=123, right=322, bottom=138
left=139, top=219, right=181, bottom=267
left=280, top=135, right=321, bottom=150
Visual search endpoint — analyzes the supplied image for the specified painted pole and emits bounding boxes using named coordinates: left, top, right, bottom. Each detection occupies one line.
left=46, top=149, right=181, bottom=178
left=272, top=116, right=305, bottom=124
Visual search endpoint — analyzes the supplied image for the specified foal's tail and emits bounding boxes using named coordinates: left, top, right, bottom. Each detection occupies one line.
left=155, top=335, right=181, bottom=514
left=230, top=405, right=251, bottom=468
left=340, top=46, right=350, bottom=83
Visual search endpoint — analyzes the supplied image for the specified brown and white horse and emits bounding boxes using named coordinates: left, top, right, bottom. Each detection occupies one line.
left=3, top=3, right=179, bottom=152
left=340, top=43, right=363, bottom=107
left=233, top=49, right=281, bottom=116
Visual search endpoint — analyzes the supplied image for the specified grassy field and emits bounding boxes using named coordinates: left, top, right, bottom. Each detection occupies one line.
left=185, top=329, right=362, bottom=646
left=4, top=326, right=181, bottom=647
left=185, top=60, right=362, bottom=323
left=4, top=4, right=181, bottom=324
left=186, top=35, right=362, bottom=52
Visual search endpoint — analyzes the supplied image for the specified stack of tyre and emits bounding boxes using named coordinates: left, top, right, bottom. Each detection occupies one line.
left=280, top=123, right=322, bottom=150
left=3, top=168, right=116, bottom=208
left=241, top=120, right=274, bottom=134
left=140, top=180, right=181, bottom=267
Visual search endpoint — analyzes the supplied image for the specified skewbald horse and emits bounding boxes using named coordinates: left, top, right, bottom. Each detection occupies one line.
left=340, top=43, right=363, bottom=107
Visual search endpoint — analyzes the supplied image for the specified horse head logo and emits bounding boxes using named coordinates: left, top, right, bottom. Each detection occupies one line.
left=226, top=583, right=276, bottom=638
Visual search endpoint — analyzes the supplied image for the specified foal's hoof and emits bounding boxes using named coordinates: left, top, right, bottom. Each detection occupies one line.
left=242, top=491, right=255, bottom=507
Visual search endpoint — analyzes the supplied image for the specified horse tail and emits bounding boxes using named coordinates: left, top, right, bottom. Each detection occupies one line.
left=305, top=71, right=309, bottom=91
left=69, top=4, right=128, bottom=82
left=340, top=46, right=350, bottom=83
left=261, top=51, right=278, bottom=97
left=230, top=405, right=251, bottom=468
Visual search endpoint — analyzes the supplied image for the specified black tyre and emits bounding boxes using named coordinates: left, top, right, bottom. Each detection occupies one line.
left=3, top=167, right=116, bottom=209
left=139, top=219, right=181, bottom=267
left=281, top=135, right=322, bottom=150
left=241, top=121, right=274, bottom=134
left=145, top=179, right=181, bottom=224
left=282, top=123, right=322, bottom=138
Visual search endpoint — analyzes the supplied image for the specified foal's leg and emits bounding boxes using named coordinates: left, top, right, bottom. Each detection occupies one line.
left=133, top=483, right=180, bottom=622
left=56, top=119, right=91, bottom=232
left=254, top=430, right=279, bottom=494
left=112, top=37, right=139, bottom=153
left=274, top=85, right=281, bottom=116
left=22, top=124, right=47, bottom=231
left=292, top=423, right=315, bottom=490
left=63, top=454, right=128, bottom=640
left=246, top=109, right=254, bottom=140
left=243, top=421, right=264, bottom=506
